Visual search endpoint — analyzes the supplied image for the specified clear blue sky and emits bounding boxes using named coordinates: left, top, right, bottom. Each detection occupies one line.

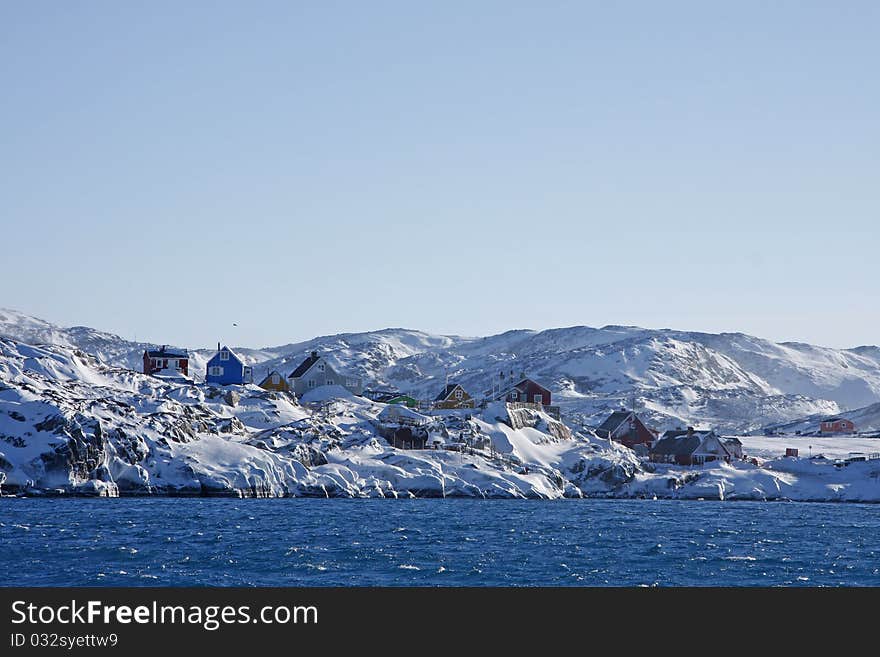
left=2, top=1, right=877, bottom=349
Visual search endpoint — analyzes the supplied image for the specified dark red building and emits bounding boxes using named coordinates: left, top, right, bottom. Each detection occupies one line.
left=143, top=346, right=189, bottom=377
left=504, top=378, right=552, bottom=406
left=820, top=417, right=856, bottom=434
left=595, top=411, right=655, bottom=447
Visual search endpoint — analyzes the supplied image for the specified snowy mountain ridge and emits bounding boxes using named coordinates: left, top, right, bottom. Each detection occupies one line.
left=2, top=308, right=879, bottom=431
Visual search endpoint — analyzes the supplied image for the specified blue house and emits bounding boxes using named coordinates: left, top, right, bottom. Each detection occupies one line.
left=205, top=344, right=253, bottom=385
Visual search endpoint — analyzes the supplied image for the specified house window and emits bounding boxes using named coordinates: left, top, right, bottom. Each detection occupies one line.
left=271, top=374, right=280, bottom=384
left=220, top=351, right=229, bottom=361
left=534, top=394, right=543, bottom=405
left=454, top=389, right=463, bottom=400
left=209, top=366, right=223, bottom=377
left=318, top=363, right=324, bottom=371
left=510, top=391, right=518, bottom=401
left=309, top=380, right=315, bottom=388
left=326, top=378, right=334, bottom=386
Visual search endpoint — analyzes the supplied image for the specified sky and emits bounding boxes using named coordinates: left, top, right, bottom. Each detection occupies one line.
left=1, top=1, right=877, bottom=350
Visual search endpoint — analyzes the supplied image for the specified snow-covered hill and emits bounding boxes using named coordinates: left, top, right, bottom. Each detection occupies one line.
left=0, top=309, right=280, bottom=382
left=765, top=400, right=880, bottom=436
left=2, top=308, right=879, bottom=432
left=3, top=335, right=880, bottom=501
left=0, top=338, right=616, bottom=498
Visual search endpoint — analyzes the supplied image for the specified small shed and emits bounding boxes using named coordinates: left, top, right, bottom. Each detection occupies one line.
left=377, top=404, right=431, bottom=427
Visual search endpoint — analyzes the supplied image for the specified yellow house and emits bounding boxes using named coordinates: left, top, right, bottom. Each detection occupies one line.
left=258, top=370, right=291, bottom=393
left=433, top=383, right=475, bottom=409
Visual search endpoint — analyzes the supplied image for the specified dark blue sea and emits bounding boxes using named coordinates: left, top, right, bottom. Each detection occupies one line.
left=2, top=499, right=879, bottom=586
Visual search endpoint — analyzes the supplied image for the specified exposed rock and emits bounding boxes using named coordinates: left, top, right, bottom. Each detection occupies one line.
left=217, top=416, right=246, bottom=434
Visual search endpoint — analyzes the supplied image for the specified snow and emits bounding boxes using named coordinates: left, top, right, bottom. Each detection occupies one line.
left=3, top=309, right=880, bottom=502
left=736, top=434, right=880, bottom=460
left=300, top=384, right=360, bottom=403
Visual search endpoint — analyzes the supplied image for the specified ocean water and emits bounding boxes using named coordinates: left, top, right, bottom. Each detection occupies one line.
left=1, top=498, right=879, bottom=586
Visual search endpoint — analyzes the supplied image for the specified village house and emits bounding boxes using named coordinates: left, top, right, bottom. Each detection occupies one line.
left=374, top=405, right=439, bottom=449
left=649, top=428, right=731, bottom=466
left=257, top=369, right=291, bottom=393
left=377, top=404, right=431, bottom=427
left=491, top=372, right=552, bottom=406
left=382, top=427, right=427, bottom=450
left=205, top=344, right=253, bottom=385
left=594, top=411, right=655, bottom=448
left=486, top=371, right=560, bottom=418
left=433, top=383, right=475, bottom=409
left=363, top=389, right=419, bottom=408
left=820, top=417, right=856, bottom=435
left=143, top=345, right=189, bottom=377
left=723, top=437, right=744, bottom=460
left=363, top=389, right=398, bottom=402
left=287, top=351, right=363, bottom=397
left=385, top=394, right=419, bottom=408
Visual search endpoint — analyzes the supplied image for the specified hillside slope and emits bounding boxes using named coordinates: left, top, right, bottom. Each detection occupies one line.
left=2, top=308, right=878, bottom=431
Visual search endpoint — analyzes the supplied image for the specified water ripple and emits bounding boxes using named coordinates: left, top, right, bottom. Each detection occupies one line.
left=2, top=499, right=880, bottom=586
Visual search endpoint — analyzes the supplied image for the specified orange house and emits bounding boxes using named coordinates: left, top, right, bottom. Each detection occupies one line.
left=258, top=370, right=292, bottom=393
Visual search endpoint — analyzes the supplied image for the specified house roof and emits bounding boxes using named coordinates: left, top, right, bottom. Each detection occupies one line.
left=377, top=405, right=430, bottom=424
left=724, top=437, right=743, bottom=445
left=651, top=434, right=704, bottom=457
left=659, top=429, right=691, bottom=440
left=145, top=346, right=187, bottom=359
left=513, top=378, right=550, bottom=394
left=434, top=383, right=464, bottom=401
left=661, top=428, right=716, bottom=438
left=363, top=389, right=399, bottom=402
left=822, top=417, right=846, bottom=423
left=364, top=390, right=414, bottom=403
left=596, top=411, right=633, bottom=435
left=288, top=353, right=321, bottom=379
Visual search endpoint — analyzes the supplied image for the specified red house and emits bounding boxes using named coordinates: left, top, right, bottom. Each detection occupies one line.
left=595, top=411, right=655, bottom=448
left=487, top=373, right=560, bottom=418
left=490, top=374, right=552, bottom=406
left=143, top=346, right=189, bottom=377
left=505, top=378, right=552, bottom=406
left=820, top=417, right=856, bottom=434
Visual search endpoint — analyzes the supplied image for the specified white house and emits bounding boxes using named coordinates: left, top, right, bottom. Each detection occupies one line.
left=287, top=351, right=362, bottom=397
left=650, top=428, right=732, bottom=465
